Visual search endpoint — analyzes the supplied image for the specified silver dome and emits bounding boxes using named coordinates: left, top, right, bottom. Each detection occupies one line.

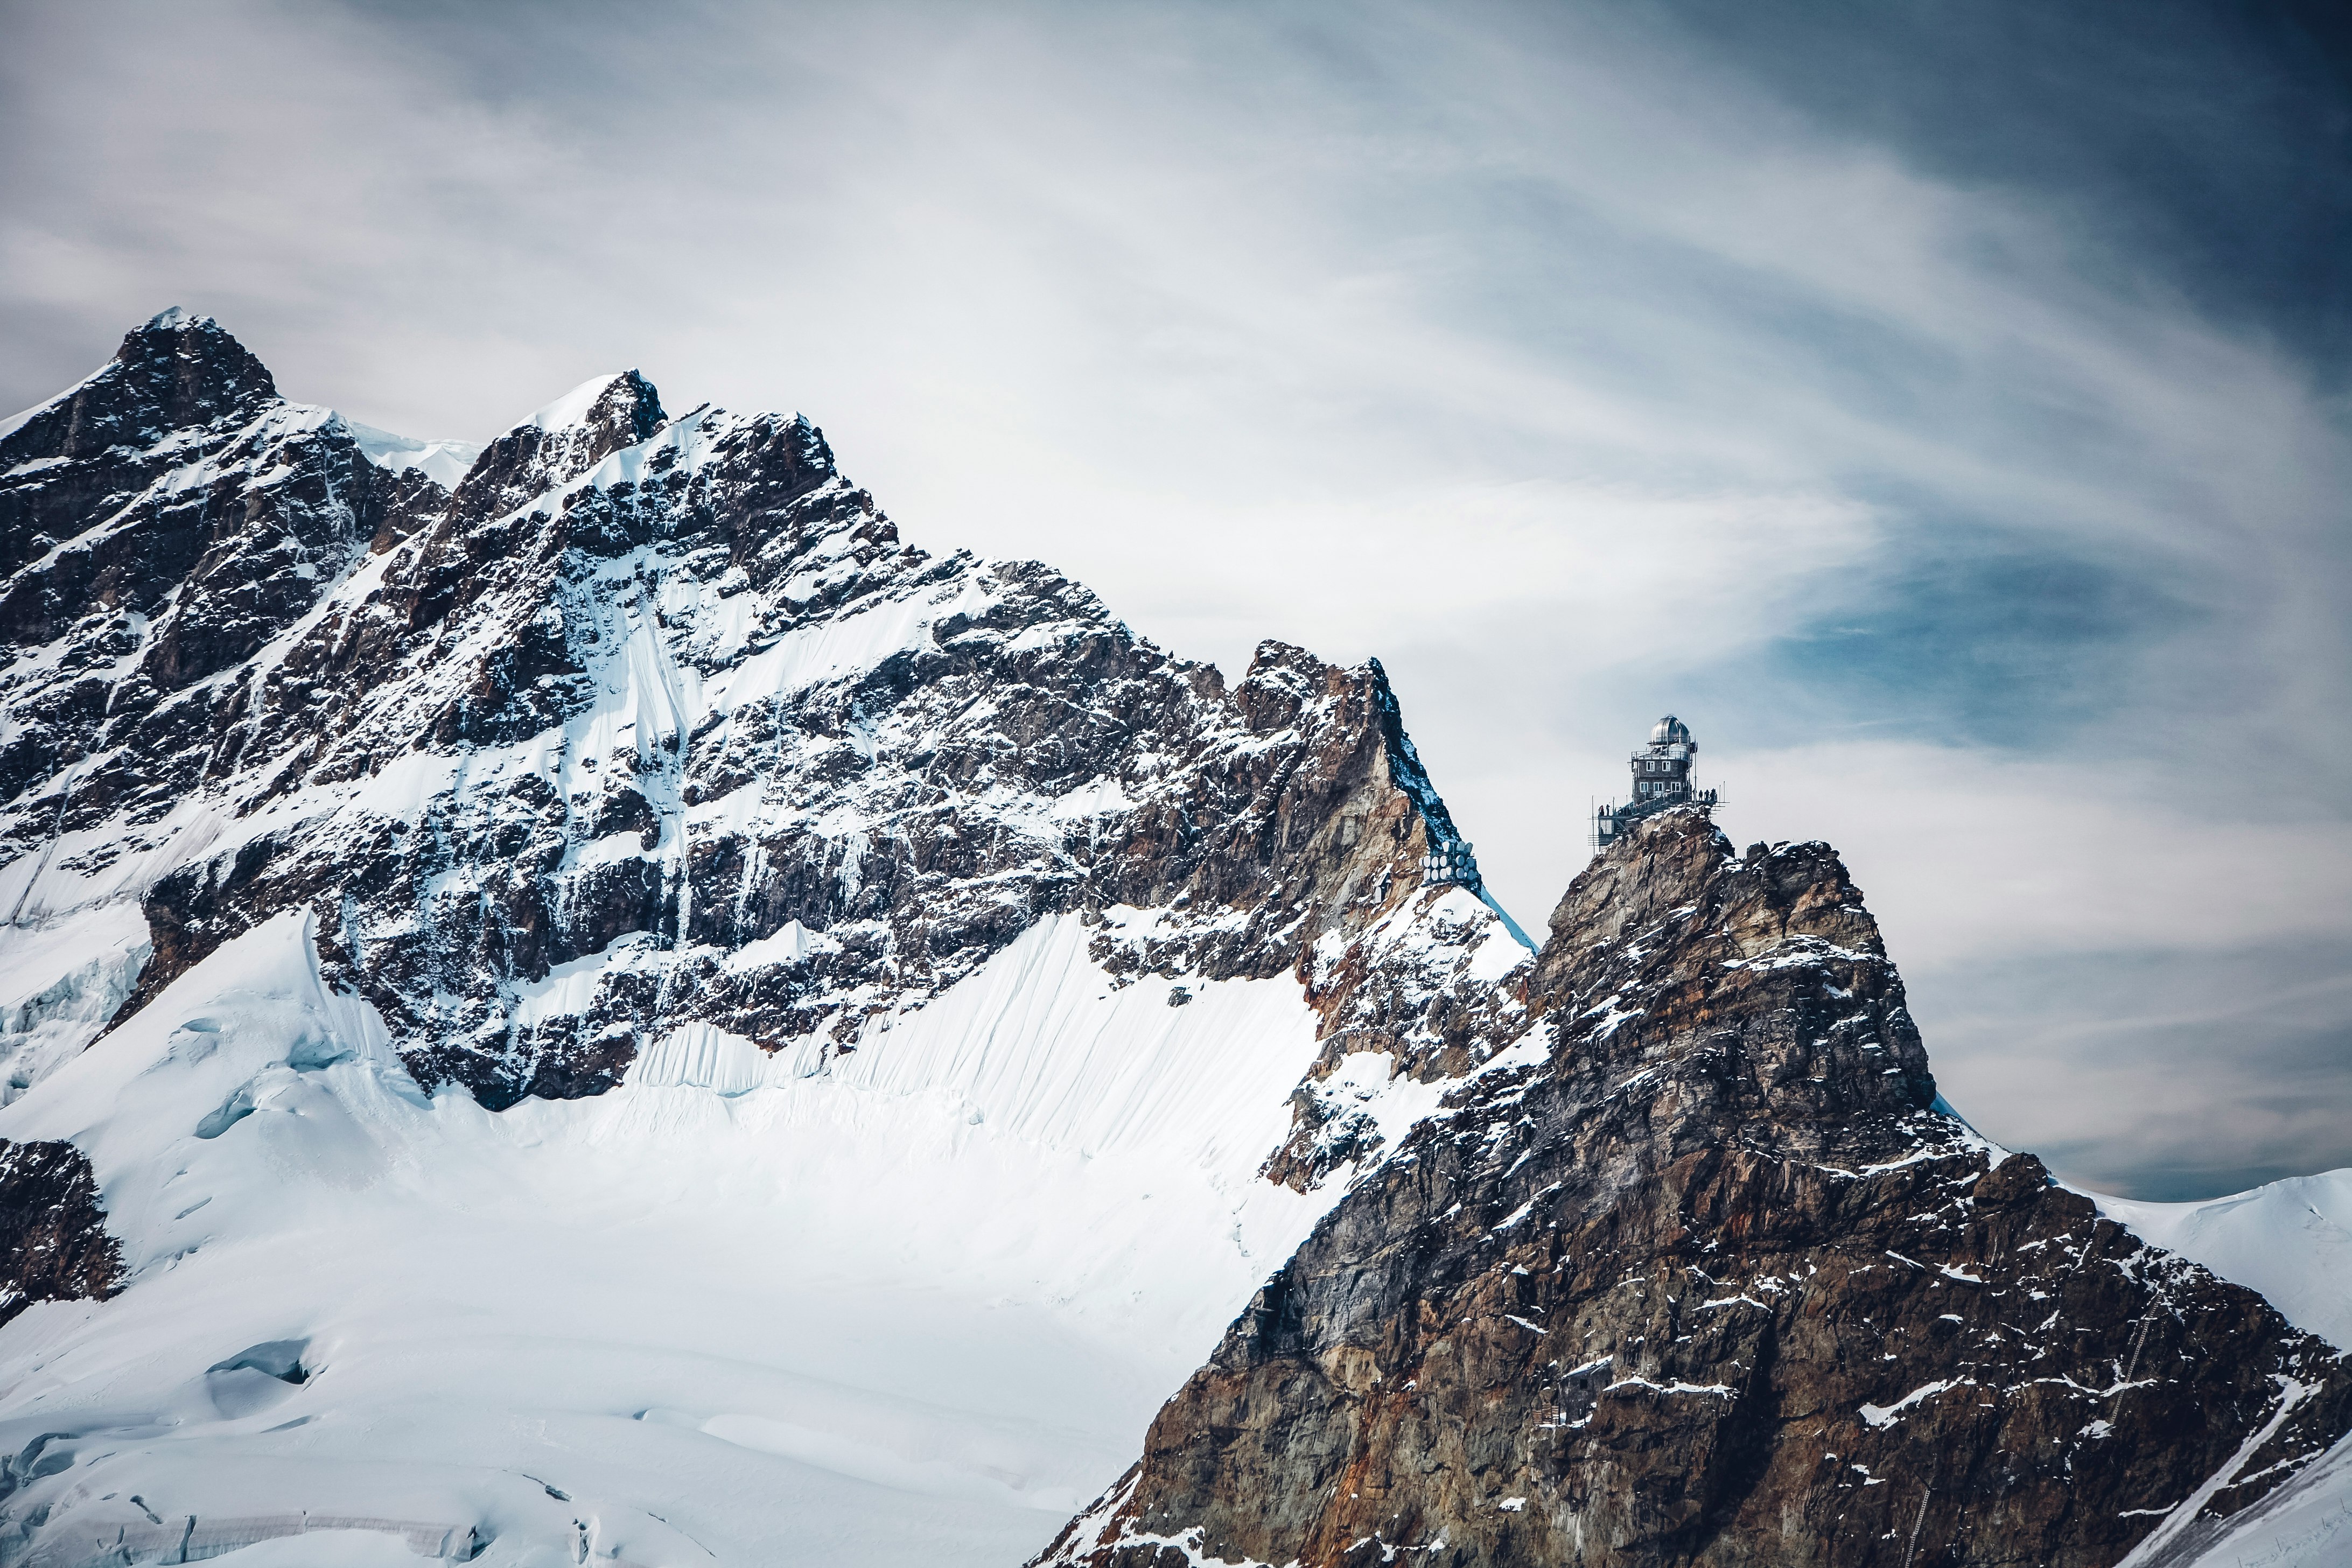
left=1650, top=715, right=1692, bottom=746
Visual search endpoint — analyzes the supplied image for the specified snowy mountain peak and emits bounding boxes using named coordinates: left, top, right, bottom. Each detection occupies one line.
left=452, top=365, right=675, bottom=520
left=1, top=306, right=277, bottom=468
left=5, top=314, right=2343, bottom=1568
left=342, top=417, right=483, bottom=490
left=522, top=368, right=662, bottom=434
left=4, top=313, right=1511, bottom=1119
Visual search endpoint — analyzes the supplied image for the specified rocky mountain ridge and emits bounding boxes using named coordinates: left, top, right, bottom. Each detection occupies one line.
left=1037, top=810, right=2352, bottom=1568
left=0, top=313, right=2343, bottom=1567
left=0, top=310, right=1519, bottom=1117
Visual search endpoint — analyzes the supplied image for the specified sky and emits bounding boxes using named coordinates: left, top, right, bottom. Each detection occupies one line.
left=3, top=0, right=2347, bottom=1199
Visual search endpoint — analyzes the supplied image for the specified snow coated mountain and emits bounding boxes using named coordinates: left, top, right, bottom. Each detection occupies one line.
left=0, top=312, right=2344, bottom=1568
left=0, top=311, right=1521, bottom=1566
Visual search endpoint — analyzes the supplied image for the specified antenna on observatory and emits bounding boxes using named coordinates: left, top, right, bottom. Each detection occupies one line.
left=1592, top=714, right=1719, bottom=851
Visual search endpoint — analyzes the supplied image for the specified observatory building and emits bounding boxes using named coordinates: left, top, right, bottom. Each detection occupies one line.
left=1593, top=715, right=1719, bottom=849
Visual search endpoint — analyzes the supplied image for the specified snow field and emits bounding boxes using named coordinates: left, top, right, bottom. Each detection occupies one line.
left=0, top=913, right=1337, bottom=1566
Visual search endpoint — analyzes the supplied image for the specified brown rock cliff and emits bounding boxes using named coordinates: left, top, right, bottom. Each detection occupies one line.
left=1038, top=809, right=2352, bottom=1568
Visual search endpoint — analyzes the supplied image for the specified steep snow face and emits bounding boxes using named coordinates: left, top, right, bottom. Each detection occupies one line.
left=2097, top=1172, right=2352, bottom=1352
left=0, top=912, right=1341, bottom=1566
left=2168, top=1431, right=2352, bottom=1568
left=0, top=317, right=1531, bottom=1564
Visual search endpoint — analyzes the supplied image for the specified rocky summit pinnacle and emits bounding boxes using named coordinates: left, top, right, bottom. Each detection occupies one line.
left=0, top=315, right=2342, bottom=1566
left=1035, top=810, right=2352, bottom=1568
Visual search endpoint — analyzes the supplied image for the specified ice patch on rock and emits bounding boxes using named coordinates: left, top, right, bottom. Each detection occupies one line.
left=0, top=902, right=151, bottom=1106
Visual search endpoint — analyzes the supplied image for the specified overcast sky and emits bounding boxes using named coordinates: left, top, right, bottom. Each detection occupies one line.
left=5, top=0, right=2347, bottom=1199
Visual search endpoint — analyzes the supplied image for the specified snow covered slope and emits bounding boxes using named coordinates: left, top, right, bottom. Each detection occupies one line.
left=0, top=313, right=1530, bottom=1565
left=2099, top=1171, right=2352, bottom=1353
left=0, top=913, right=1333, bottom=1564
left=2164, top=1431, right=2352, bottom=1568
left=8, top=311, right=2341, bottom=1568
left=2081, top=1173, right=2352, bottom=1568
left=2095, top=1174, right=2352, bottom=1565
left=344, top=419, right=482, bottom=490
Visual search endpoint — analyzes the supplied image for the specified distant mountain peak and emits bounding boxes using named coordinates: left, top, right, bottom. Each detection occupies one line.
left=523, top=368, right=665, bottom=435
left=454, top=366, right=675, bottom=514
left=0, top=306, right=277, bottom=469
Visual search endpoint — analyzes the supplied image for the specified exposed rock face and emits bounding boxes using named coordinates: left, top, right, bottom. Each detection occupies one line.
left=0, top=310, right=393, bottom=822
left=10, top=316, right=2343, bottom=1567
left=1038, top=811, right=2352, bottom=1568
left=0, top=1140, right=122, bottom=1329
left=1, top=313, right=1508, bottom=1111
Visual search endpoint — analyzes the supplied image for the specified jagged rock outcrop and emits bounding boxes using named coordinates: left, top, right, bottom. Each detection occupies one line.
left=0, top=1139, right=122, bottom=1329
left=1, top=312, right=1511, bottom=1110
left=0, top=310, right=400, bottom=822
left=10, top=315, right=2341, bottom=1567
left=1038, top=810, right=2352, bottom=1568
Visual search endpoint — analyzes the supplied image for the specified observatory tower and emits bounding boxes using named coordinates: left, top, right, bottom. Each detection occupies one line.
left=1593, top=715, right=1718, bottom=849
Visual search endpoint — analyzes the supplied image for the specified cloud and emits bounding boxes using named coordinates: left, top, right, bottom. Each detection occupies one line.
left=1720, top=742, right=2352, bottom=960
left=3, top=0, right=2344, bottom=1196
left=1927, top=942, right=2352, bottom=1202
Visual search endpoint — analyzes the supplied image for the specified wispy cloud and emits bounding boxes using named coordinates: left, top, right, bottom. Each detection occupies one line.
left=4, top=0, right=2344, bottom=1195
